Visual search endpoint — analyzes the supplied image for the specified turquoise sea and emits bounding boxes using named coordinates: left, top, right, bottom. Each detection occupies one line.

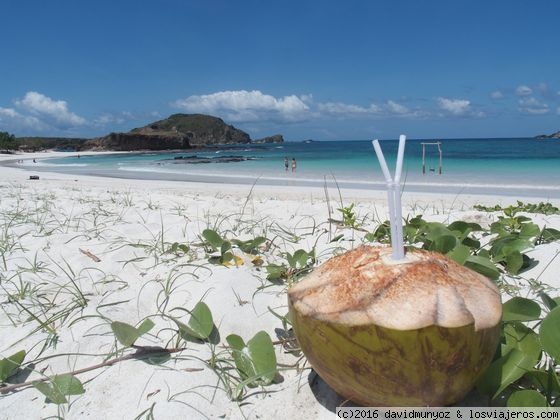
left=26, top=138, right=560, bottom=198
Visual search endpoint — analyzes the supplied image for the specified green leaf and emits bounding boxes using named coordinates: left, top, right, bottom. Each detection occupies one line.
left=0, top=350, right=26, bottom=382
left=293, top=249, right=310, bottom=268
left=265, top=264, right=287, bottom=281
left=507, top=390, right=547, bottom=407
left=111, top=321, right=140, bottom=347
left=502, top=297, right=541, bottom=322
left=539, top=292, right=558, bottom=311
left=504, top=250, right=524, bottom=275
left=518, top=222, right=541, bottom=240
left=245, top=331, right=277, bottom=385
left=541, top=227, right=560, bottom=243
left=53, top=374, right=85, bottom=397
left=462, top=237, right=481, bottom=250
left=177, top=301, right=214, bottom=340
left=446, top=244, right=471, bottom=265
left=447, top=221, right=472, bottom=234
left=431, top=234, right=457, bottom=254
left=232, top=237, right=267, bottom=254
left=226, top=334, right=252, bottom=380
left=502, top=322, right=541, bottom=363
left=464, top=255, right=500, bottom=280
left=221, top=251, right=234, bottom=264
left=424, top=223, right=451, bottom=240
left=490, top=221, right=509, bottom=237
left=539, top=306, right=560, bottom=361
left=286, top=249, right=310, bottom=269
left=477, top=348, right=537, bottom=399
left=226, top=331, right=277, bottom=387
left=220, top=241, right=232, bottom=254
left=136, top=319, right=155, bottom=336
left=490, top=236, right=533, bottom=259
left=33, top=374, right=85, bottom=405
left=33, top=381, right=67, bottom=404
left=527, top=369, right=560, bottom=395
left=202, top=229, right=223, bottom=250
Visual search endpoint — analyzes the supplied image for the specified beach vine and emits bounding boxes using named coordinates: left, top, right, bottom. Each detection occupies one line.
left=0, top=180, right=559, bottom=416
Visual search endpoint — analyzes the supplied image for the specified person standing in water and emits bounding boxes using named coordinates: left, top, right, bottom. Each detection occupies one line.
left=291, top=158, right=297, bottom=172
left=284, top=157, right=289, bottom=171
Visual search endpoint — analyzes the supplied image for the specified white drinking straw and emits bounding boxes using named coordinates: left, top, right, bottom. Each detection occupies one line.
left=372, top=136, right=407, bottom=260
left=393, top=135, right=406, bottom=259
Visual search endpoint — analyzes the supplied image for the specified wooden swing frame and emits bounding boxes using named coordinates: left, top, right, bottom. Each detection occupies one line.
left=421, top=142, right=443, bottom=175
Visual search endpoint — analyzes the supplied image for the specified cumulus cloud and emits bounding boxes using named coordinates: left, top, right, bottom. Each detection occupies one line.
left=172, top=90, right=311, bottom=122
left=490, top=91, right=504, bottom=99
left=317, top=102, right=380, bottom=116
left=436, top=97, right=472, bottom=115
left=518, top=97, right=549, bottom=115
left=0, top=107, right=45, bottom=130
left=93, top=113, right=126, bottom=126
left=317, top=99, right=420, bottom=118
left=385, top=100, right=409, bottom=115
left=15, top=91, right=86, bottom=126
left=0, top=107, right=20, bottom=119
left=515, top=85, right=533, bottom=96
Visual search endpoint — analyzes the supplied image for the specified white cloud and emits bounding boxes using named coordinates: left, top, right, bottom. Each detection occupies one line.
left=515, top=85, right=533, bottom=96
left=172, top=90, right=311, bottom=122
left=15, top=91, right=86, bottom=126
left=385, top=100, right=409, bottom=115
left=518, top=97, right=549, bottom=115
left=318, top=102, right=379, bottom=116
left=490, top=91, right=504, bottom=99
left=436, top=97, right=471, bottom=115
left=317, top=100, right=420, bottom=118
left=0, top=107, right=45, bottom=130
left=0, top=107, right=20, bottom=119
left=94, top=113, right=126, bottom=126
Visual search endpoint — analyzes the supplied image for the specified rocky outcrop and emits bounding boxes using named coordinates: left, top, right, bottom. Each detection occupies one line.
left=87, top=132, right=190, bottom=151
left=535, top=131, right=560, bottom=139
left=88, top=114, right=252, bottom=150
left=253, top=134, right=284, bottom=144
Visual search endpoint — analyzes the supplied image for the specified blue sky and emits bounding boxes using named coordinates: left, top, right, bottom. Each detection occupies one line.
left=1, top=0, right=559, bottom=140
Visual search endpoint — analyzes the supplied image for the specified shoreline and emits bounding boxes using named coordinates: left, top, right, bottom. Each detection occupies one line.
left=2, top=151, right=560, bottom=201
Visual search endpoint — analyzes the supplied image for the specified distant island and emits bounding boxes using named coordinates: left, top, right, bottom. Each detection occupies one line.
left=535, top=130, right=560, bottom=139
left=16, top=114, right=283, bottom=152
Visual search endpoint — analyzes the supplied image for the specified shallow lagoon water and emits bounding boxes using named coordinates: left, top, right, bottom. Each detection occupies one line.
left=22, top=138, right=560, bottom=198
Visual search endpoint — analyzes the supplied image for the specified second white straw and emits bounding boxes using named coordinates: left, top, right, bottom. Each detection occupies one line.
left=372, top=136, right=406, bottom=260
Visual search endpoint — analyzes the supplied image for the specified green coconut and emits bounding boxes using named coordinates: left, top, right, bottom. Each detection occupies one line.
left=288, top=246, right=502, bottom=407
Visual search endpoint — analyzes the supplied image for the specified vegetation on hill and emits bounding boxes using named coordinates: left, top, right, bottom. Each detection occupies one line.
left=0, top=131, right=18, bottom=153
left=133, top=113, right=249, bottom=140
left=16, top=137, right=90, bottom=152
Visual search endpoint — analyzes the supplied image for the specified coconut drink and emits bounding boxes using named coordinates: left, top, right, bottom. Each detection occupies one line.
left=288, top=246, right=502, bottom=406
left=288, top=136, right=502, bottom=406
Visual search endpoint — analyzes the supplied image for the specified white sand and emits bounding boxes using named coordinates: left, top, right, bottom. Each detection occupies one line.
left=0, top=152, right=559, bottom=419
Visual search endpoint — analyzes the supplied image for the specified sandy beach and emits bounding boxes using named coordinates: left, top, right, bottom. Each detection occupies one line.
left=1, top=151, right=559, bottom=419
